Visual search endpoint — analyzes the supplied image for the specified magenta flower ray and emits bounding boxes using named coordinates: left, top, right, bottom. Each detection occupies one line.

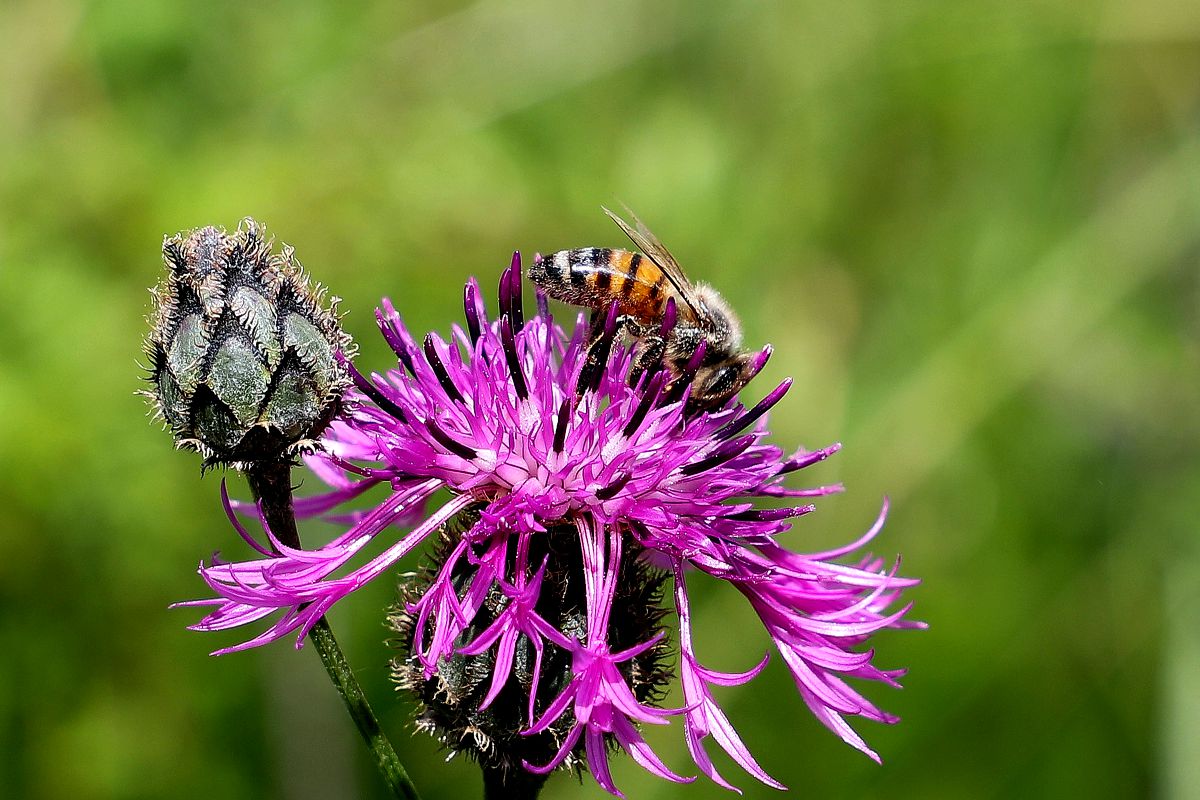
left=179, top=254, right=922, bottom=794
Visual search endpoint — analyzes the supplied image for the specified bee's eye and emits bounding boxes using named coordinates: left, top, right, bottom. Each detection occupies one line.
left=705, top=365, right=741, bottom=398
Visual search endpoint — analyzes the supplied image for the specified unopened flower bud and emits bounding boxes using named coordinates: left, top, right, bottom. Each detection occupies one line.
left=143, top=218, right=355, bottom=467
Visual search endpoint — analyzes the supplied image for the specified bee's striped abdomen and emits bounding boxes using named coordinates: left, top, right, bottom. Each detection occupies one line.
left=529, top=247, right=670, bottom=322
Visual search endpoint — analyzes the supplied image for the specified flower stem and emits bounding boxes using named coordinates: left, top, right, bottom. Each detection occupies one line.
left=247, top=460, right=422, bottom=800
left=482, top=765, right=547, bottom=800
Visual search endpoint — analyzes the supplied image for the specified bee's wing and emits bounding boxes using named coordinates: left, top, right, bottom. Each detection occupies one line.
left=602, top=206, right=700, bottom=315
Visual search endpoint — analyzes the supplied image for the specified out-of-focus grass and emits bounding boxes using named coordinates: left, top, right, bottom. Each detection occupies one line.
left=1, top=1, right=1197, bottom=798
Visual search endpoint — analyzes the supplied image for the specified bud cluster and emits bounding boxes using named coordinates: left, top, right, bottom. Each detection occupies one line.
left=144, top=218, right=354, bottom=468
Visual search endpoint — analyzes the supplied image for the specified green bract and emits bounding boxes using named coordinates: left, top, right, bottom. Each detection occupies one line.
left=144, top=218, right=354, bottom=468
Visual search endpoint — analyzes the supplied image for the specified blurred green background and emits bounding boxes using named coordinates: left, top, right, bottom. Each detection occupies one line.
left=2, top=1, right=1198, bottom=798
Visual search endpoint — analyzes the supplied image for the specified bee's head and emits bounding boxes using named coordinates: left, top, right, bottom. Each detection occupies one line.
left=687, top=346, right=772, bottom=412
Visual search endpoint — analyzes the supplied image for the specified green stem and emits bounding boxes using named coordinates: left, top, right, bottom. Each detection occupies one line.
left=247, top=460, right=422, bottom=800
left=482, top=764, right=548, bottom=800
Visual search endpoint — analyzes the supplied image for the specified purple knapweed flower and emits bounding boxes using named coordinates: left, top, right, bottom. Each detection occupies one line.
left=181, top=254, right=921, bottom=796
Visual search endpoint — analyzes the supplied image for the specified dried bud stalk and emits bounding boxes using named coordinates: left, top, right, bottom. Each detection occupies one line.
left=143, top=218, right=355, bottom=468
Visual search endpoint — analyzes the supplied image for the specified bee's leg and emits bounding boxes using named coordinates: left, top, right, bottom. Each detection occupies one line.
left=585, top=308, right=608, bottom=344
left=659, top=326, right=705, bottom=406
left=628, top=331, right=666, bottom=388
left=577, top=314, right=633, bottom=397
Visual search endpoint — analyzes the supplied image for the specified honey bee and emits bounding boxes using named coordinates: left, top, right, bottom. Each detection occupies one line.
left=528, top=208, right=765, bottom=410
